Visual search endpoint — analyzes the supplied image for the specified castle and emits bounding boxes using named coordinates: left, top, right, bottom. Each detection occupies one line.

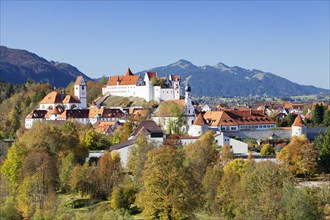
left=102, top=68, right=181, bottom=102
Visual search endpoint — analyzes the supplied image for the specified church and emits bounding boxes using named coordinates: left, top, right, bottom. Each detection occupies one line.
left=38, top=76, right=87, bottom=110
left=102, top=68, right=181, bottom=102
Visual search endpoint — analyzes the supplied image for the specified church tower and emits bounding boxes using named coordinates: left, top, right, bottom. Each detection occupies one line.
left=74, top=76, right=87, bottom=109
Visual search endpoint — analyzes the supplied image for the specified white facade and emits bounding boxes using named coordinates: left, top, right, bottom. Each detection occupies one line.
left=292, top=125, right=307, bottom=137
left=102, top=72, right=181, bottom=102
left=179, top=133, right=248, bottom=155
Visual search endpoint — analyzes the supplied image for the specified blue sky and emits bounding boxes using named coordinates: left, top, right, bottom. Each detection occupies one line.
left=1, top=1, right=329, bottom=89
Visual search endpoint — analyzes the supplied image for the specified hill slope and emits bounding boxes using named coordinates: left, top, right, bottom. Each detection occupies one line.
left=137, top=59, right=328, bottom=97
left=0, top=46, right=92, bottom=87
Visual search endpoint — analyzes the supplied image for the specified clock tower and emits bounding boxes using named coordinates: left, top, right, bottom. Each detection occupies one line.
left=74, top=76, right=87, bottom=109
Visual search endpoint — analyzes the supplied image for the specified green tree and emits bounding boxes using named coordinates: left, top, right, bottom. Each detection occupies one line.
left=260, top=144, right=275, bottom=156
left=323, top=108, right=330, bottom=126
left=100, top=75, right=108, bottom=85
left=280, top=182, right=319, bottom=220
left=85, top=128, right=99, bottom=150
left=314, top=128, right=330, bottom=173
left=59, top=152, right=75, bottom=192
left=286, top=113, right=297, bottom=127
left=312, top=104, right=324, bottom=125
left=137, top=145, right=198, bottom=219
left=110, top=180, right=139, bottom=214
left=0, top=196, right=21, bottom=220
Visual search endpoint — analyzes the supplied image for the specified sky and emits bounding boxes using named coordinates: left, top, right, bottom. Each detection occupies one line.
left=1, top=1, right=329, bottom=89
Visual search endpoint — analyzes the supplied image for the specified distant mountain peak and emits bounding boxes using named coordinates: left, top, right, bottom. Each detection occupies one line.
left=0, top=46, right=92, bottom=87
left=212, top=62, right=231, bottom=72
left=170, top=59, right=195, bottom=69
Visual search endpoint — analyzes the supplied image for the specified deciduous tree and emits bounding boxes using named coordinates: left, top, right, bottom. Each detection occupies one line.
left=137, top=145, right=198, bottom=219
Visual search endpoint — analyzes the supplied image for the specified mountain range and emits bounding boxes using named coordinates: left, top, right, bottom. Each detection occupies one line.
left=0, top=46, right=92, bottom=87
left=136, top=60, right=329, bottom=97
left=0, top=46, right=328, bottom=97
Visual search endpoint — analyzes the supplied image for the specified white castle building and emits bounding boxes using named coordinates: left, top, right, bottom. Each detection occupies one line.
left=102, top=68, right=181, bottom=102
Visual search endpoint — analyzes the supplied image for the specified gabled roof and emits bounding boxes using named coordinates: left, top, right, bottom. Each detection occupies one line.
left=39, top=91, right=63, bottom=104
left=62, top=95, right=81, bottom=104
left=194, top=113, right=207, bottom=126
left=26, top=110, right=48, bottom=119
left=292, top=114, right=306, bottom=127
left=106, top=69, right=140, bottom=86
left=125, top=68, right=134, bottom=76
left=203, top=109, right=275, bottom=127
left=75, top=76, right=85, bottom=85
left=132, top=120, right=163, bottom=136
left=110, top=139, right=136, bottom=151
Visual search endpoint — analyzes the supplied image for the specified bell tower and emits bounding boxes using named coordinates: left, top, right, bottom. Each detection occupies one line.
left=74, top=76, right=87, bottom=108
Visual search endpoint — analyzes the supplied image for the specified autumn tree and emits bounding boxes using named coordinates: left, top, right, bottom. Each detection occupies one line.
left=277, top=135, right=318, bottom=177
left=110, top=179, right=139, bottom=214
left=96, top=151, right=123, bottom=199
left=216, top=160, right=242, bottom=219
left=202, top=160, right=223, bottom=213
left=260, top=144, right=275, bottom=156
left=221, top=144, right=234, bottom=165
left=127, top=134, right=156, bottom=186
left=17, top=151, right=58, bottom=218
left=236, top=161, right=292, bottom=219
left=185, top=131, right=218, bottom=181
left=137, top=145, right=199, bottom=219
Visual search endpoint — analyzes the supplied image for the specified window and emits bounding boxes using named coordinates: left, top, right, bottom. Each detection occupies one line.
left=82, top=86, right=84, bottom=90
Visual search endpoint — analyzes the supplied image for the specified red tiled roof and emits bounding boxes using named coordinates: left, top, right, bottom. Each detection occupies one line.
left=62, top=95, right=80, bottom=104
left=40, top=91, right=63, bottom=104
left=194, top=113, right=206, bottom=126
left=203, top=109, right=275, bottom=127
left=292, top=114, right=306, bottom=127
left=106, top=73, right=140, bottom=86
left=125, top=68, right=134, bottom=76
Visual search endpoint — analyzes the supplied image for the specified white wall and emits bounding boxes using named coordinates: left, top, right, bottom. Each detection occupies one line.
left=160, top=88, right=174, bottom=101
left=229, top=138, right=248, bottom=154
left=114, top=144, right=136, bottom=168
